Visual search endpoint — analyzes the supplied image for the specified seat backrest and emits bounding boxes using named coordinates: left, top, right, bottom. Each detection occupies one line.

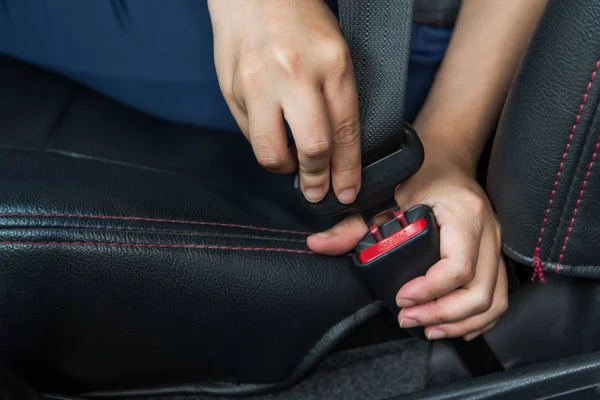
left=488, top=0, right=600, bottom=279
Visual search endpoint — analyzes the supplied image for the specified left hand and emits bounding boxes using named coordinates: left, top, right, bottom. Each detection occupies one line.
left=208, top=0, right=362, bottom=204
left=307, top=145, right=509, bottom=341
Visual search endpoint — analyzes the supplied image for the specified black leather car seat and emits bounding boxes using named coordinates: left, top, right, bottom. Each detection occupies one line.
left=0, top=55, right=430, bottom=398
left=2, top=0, right=600, bottom=398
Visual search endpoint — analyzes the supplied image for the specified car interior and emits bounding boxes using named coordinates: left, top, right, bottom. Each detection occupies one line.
left=1, top=0, right=600, bottom=399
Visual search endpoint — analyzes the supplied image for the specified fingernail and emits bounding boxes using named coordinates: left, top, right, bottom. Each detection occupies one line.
left=304, top=187, right=326, bottom=203
left=396, top=298, right=417, bottom=308
left=337, top=188, right=357, bottom=204
left=427, top=330, right=446, bottom=340
left=464, top=330, right=483, bottom=342
left=399, top=318, right=419, bottom=329
left=314, top=231, right=331, bottom=239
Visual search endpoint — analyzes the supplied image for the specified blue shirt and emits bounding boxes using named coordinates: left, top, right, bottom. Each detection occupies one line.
left=0, top=0, right=453, bottom=131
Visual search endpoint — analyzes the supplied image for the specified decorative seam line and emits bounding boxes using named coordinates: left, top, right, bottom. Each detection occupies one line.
left=0, top=213, right=311, bottom=236
left=532, top=60, right=600, bottom=282
left=0, top=240, right=318, bottom=255
left=556, top=133, right=600, bottom=273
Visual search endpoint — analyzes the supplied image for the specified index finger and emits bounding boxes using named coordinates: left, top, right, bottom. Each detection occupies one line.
left=395, top=212, right=483, bottom=307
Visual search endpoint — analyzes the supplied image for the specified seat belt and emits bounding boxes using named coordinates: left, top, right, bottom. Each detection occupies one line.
left=338, top=0, right=413, bottom=166
left=296, top=0, right=505, bottom=379
left=341, top=0, right=505, bottom=378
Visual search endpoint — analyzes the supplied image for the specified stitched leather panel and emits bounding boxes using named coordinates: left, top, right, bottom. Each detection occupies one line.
left=550, top=103, right=600, bottom=272
left=487, top=0, right=600, bottom=277
left=0, top=57, right=394, bottom=396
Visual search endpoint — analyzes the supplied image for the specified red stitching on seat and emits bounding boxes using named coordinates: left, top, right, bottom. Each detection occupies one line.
left=556, top=133, right=600, bottom=273
left=532, top=60, right=600, bottom=282
left=0, top=240, right=320, bottom=254
left=0, top=213, right=312, bottom=235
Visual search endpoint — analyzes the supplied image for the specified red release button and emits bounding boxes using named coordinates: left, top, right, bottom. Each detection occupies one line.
left=359, top=217, right=428, bottom=264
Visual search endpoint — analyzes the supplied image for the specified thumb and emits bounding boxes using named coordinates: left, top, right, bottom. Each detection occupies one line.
left=307, top=214, right=367, bottom=256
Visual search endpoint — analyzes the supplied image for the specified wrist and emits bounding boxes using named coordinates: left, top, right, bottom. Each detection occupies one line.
left=413, top=120, right=481, bottom=177
left=415, top=126, right=481, bottom=175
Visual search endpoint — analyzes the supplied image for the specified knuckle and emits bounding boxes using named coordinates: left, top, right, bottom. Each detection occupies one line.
left=222, top=75, right=243, bottom=110
left=256, top=149, right=286, bottom=170
left=321, top=39, right=352, bottom=75
left=230, top=86, right=246, bottom=111
left=223, top=89, right=236, bottom=106
left=225, top=91, right=244, bottom=113
left=219, top=79, right=235, bottom=100
left=497, top=296, right=509, bottom=315
left=455, top=260, right=476, bottom=284
left=301, top=139, right=331, bottom=161
left=474, top=291, right=494, bottom=313
left=271, top=44, right=304, bottom=77
left=238, top=62, right=262, bottom=89
left=433, top=308, right=451, bottom=325
left=333, top=118, right=360, bottom=146
left=425, top=286, right=439, bottom=302
left=494, top=220, right=503, bottom=247
left=463, top=190, right=485, bottom=216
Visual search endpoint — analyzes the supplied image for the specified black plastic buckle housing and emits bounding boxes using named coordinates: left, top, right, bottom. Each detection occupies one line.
left=293, top=124, right=424, bottom=219
left=353, top=204, right=440, bottom=319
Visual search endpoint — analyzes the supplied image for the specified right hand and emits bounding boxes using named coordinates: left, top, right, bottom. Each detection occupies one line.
left=308, top=126, right=509, bottom=341
left=208, top=0, right=362, bottom=204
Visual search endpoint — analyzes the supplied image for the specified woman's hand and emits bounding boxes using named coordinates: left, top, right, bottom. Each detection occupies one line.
left=308, top=144, right=508, bottom=341
left=208, top=0, right=362, bottom=205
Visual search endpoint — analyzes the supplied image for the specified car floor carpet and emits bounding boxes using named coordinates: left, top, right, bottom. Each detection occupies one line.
left=131, top=338, right=429, bottom=400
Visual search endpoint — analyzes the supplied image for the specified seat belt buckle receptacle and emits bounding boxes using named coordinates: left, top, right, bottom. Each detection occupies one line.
left=353, top=204, right=441, bottom=322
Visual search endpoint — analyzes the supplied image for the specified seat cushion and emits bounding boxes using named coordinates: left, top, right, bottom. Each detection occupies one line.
left=0, top=56, right=408, bottom=397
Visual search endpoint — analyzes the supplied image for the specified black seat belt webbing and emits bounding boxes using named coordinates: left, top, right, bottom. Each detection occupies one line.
left=338, top=0, right=413, bottom=166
